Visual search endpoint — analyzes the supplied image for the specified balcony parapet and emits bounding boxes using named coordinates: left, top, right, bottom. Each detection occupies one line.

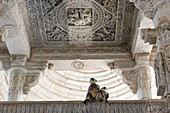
left=0, top=100, right=165, bottom=113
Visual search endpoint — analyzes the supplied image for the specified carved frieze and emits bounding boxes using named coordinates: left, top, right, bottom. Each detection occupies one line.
left=30, top=47, right=131, bottom=60
left=32, top=47, right=129, bottom=54
left=147, top=102, right=165, bottom=113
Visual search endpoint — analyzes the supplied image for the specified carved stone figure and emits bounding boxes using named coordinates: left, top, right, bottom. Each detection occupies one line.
left=68, top=8, right=92, bottom=26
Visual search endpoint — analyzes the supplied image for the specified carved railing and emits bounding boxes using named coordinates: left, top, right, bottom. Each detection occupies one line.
left=0, top=100, right=165, bottom=113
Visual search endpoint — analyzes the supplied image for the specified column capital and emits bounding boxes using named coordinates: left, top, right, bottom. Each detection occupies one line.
left=135, top=53, right=150, bottom=65
left=7, top=67, right=26, bottom=101
left=123, top=65, right=153, bottom=94
left=7, top=67, right=27, bottom=77
left=23, top=61, right=48, bottom=95
left=122, top=53, right=154, bottom=99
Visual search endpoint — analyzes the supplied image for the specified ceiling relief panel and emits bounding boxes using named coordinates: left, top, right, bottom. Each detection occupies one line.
left=25, top=0, right=135, bottom=47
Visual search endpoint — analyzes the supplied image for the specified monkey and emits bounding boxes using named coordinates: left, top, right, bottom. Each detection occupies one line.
left=83, top=78, right=100, bottom=104
left=96, top=87, right=109, bottom=103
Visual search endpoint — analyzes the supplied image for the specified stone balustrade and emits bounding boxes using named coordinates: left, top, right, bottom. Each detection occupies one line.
left=0, top=100, right=165, bottom=113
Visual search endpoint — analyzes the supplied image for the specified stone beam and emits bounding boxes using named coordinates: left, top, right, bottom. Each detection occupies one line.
left=130, top=9, right=154, bottom=59
left=30, top=47, right=132, bottom=60
left=0, top=0, right=30, bottom=58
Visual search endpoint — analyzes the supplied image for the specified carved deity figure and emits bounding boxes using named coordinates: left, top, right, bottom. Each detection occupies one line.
left=68, top=8, right=92, bottom=26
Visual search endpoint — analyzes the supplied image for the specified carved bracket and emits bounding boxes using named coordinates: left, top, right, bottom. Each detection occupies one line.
left=23, top=72, right=40, bottom=95
left=123, top=65, right=153, bottom=95
left=141, top=28, right=157, bottom=45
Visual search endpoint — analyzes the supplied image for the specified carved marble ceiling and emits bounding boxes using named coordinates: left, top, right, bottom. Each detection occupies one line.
left=24, top=0, right=136, bottom=48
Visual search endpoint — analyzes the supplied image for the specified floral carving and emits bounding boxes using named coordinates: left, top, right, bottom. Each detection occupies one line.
left=72, top=61, right=84, bottom=69
left=68, top=8, right=92, bottom=26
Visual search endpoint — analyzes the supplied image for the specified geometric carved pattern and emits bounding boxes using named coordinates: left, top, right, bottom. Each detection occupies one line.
left=147, top=102, right=165, bottom=113
left=25, top=0, right=135, bottom=47
left=71, top=61, right=84, bottom=69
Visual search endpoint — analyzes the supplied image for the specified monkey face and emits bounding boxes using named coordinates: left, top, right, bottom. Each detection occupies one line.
left=101, top=87, right=107, bottom=91
left=90, top=78, right=97, bottom=83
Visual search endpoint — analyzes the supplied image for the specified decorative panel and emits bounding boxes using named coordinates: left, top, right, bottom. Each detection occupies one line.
left=25, top=0, right=135, bottom=47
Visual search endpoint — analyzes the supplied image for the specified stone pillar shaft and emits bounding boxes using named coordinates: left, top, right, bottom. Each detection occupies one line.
left=7, top=68, right=26, bottom=101
left=135, top=68, right=152, bottom=99
left=153, top=4, right=170, bottom=96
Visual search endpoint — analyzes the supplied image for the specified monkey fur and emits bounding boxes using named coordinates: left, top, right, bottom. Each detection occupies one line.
left=83, top=78, right=100, bottom=104
left=96, top=87, right=109, bottom=103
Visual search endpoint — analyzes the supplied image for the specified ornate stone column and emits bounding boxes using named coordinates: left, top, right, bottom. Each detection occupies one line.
left=130, top=0, right=170, bottom=97
left=7, top=67, right=26, bottom=101
left=133, top=65, right=153, bottom=99
left=2, top=55, right=48, bottom=101
left=6, top=55, right=27, bottom=101
left=123, top=53, right=154, bottom=99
